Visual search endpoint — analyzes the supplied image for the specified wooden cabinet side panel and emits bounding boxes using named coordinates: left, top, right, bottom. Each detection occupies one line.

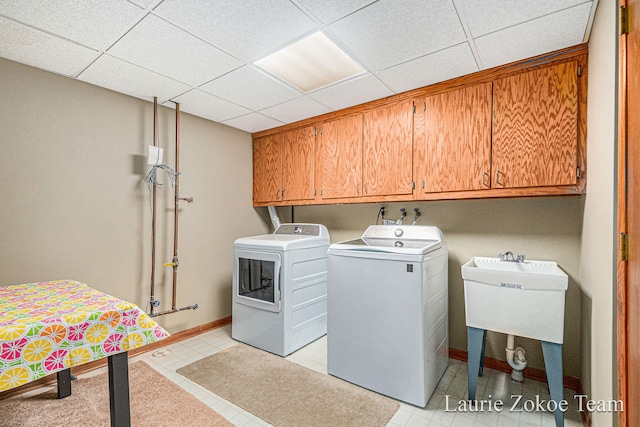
left=253, top=135, right=282, bottom=203
left=319, top=115, right=363, bottom=199
left=492, top=61, right=579, bottom=188
left=282, top=126, right=315, bottom=201
left=421, top=82, right=492, bottom=193
left=362, top=101, right=413, bottom=196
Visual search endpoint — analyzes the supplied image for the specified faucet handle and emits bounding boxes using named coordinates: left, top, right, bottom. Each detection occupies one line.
left=517, top=254, right=526, bottom=263
left=499, top=253, right=507, bottom=261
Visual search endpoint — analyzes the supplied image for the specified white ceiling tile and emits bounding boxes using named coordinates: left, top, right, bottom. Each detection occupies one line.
left=456, top=0, right=591, bottom=38
left=0, top=0, right=144, bottom=50
left=296, top=0, right=377, bottom=24
left=260, top=96, right=331, bottom=123
left=153, top=0, right=317, bottom=61
left=77, top=54, right=190, bottom=102
left=168, top=89, right=252, bottom=123
left=309, top=74, right=393, bottom=111
left=0, top=17, right=99, bottom=77
left=199, top=66, right=300, bottom=111
left=0, top=0, right=599, bottom=132
left=475, top=3, right=592, bottom=69
left=128, top=0, right=158, bottom=8
left=377, top=43, right=479, bottom=94
left=222, top=113, right=285, bottom=133
left=107, top=15, right=242, bottom=86
left=327, top=0, right=467, bottom=71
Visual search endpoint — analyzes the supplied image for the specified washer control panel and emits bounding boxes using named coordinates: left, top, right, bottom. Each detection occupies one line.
left=275, top=224, right=320, bottom=236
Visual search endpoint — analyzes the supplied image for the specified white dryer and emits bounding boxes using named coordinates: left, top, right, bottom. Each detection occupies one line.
left=232, top=223, right=330, bottom=356
left=327, top=225, right=448, bottom=407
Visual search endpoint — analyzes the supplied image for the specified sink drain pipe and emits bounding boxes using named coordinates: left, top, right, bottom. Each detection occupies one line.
left=506, top=334, right=527, bottom=382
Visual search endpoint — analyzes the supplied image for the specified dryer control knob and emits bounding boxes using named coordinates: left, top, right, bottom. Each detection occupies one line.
left=395, top=228, right=403, bottom=237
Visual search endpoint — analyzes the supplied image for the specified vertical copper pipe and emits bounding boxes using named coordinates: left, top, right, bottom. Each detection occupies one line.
left=171, top=102, right=180, bottom=310
left=150, top=97, right=158, bottom=316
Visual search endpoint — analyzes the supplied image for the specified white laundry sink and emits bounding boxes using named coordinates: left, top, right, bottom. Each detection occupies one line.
left=461, top=257, right=568, bottom=344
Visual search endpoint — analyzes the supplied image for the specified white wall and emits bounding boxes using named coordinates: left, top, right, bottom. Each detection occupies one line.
left=0, top=58, right=272, bottom=333
left=582, top=0, right=617, bottom=425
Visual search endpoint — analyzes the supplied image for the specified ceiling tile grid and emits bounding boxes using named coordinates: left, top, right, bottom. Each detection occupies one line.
left=0, top=0, right=597, bottom=133
left=0, top=17, right=100, bottom=77
left=107, top=14, right=244, bottom=87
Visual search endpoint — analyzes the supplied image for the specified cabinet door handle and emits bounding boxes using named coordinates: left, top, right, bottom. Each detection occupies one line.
left=364, top=182, right=367, bottom=194
left=356, top=183, right=359, bottom=194
left=276, top=189, right=280, bottom=200
left=282, top=189, right=285, bottom=199
left=495, top=170, right=503, bottom=186
left=482, top=172, right=489, bottom=187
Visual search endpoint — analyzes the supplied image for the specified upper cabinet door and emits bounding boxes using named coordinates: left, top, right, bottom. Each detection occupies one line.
left=253, top=134, right=282, bottom=204
left=492, top=61, right=579, bottom=188
left=416, top=82, right=492, bottom=193
left=362, top=100, right=414, bottom=196
left=318, top=115, right=363, bottom=200
left=282, top=125, right=316, bottom=202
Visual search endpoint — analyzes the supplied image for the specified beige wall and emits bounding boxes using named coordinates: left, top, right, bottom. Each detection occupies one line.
left=290, top=197, right=583, bottom=378
left=0, top=58, right=271, bottom=333
left=582, top=0, right=617, bottom=425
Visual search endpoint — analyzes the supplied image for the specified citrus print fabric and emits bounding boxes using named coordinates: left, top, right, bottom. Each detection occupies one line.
left=0, top=280, right=169, bottom=391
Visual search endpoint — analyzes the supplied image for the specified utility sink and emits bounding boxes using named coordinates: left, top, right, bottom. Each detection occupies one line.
left=462, top=257, right=568, bottom=344
left=462, top=257, right=568, bottom=291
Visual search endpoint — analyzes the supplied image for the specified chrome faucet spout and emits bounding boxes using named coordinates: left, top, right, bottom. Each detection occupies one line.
left=499, top=251, right=526, bottom=262
left=499, top=251, right=515, bottom=262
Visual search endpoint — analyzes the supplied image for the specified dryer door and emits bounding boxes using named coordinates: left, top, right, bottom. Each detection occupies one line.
left=234, top=249, right=281, bottom=313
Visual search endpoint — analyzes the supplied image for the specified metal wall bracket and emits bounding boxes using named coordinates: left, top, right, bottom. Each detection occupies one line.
left=621, top=6, right=629, bottom=35
left=620, top=232, right=630, bottom=261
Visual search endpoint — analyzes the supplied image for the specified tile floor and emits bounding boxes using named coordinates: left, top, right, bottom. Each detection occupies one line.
left=14, top=325, right=586, bottom=426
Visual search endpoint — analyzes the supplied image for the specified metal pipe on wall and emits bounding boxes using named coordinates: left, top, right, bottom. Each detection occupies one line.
left=150, top=97, right=158, bottom=316
left=171, top=102, right=180, bottom=310
left=152, top=101, right=197, bottom=317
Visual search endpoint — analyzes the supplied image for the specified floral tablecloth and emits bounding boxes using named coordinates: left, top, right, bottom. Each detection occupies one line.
left=0, top=280, right=169, bottom=391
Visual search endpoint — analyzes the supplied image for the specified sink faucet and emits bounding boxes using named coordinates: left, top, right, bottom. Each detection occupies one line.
left=499, top=251, right=526, bottom=262
left=500, top=251, right=515, bottom=262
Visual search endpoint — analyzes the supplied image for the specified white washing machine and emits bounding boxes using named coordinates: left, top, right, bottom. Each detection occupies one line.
left=327, top=225, right=448, bottom=407
left=232, top=223, right=330, bottom=356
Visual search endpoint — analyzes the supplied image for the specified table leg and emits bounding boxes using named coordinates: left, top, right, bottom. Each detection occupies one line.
left=541, top=341, right=564, bottom=427
left=467, top=326, right=486, bottom=400
left=108, top=351, right=130, bottom=427
left=56, top=368, right=71, bottom=398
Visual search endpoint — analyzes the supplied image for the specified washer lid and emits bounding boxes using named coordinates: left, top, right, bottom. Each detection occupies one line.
left=234, top=223, right=330, bottom=250
left=329, top=225, right=445, bottom=255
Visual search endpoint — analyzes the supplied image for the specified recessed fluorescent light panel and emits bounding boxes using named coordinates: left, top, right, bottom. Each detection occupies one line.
left=255, top=32, right=365, bottom=93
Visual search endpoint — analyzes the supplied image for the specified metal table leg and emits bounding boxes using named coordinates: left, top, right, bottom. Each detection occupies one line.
left=108, top=351, right=131, bottom=427
left=467, top=326, right=486, bottom=400
left=56, top=368, right=71, bottom=398
left=541, top=341, right=564, bottom=427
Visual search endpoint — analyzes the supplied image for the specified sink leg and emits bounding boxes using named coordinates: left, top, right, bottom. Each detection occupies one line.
left=541, top=341, right=564, bottom=427
left=467, top=326, right=486, bottom=400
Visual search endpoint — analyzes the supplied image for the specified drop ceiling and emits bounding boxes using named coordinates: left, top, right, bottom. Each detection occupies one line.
left=0, top=0, right=598, bottom=134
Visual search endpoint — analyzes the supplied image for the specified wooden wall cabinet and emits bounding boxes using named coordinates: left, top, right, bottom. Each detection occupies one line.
left=362, top=100, right=414, bottom=197
left=317, top=115, right=363, bottom=200
left=282, top=126, right=315, bottom=202
left=492, top=61, right=580, bottom=189
left=251, top=45, right=587, bottom=207
left=252, top=126, right=316, bottom=204
left=414, top=82, right=492, bottom=194
left=252, top=134, right=282, bottom=204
